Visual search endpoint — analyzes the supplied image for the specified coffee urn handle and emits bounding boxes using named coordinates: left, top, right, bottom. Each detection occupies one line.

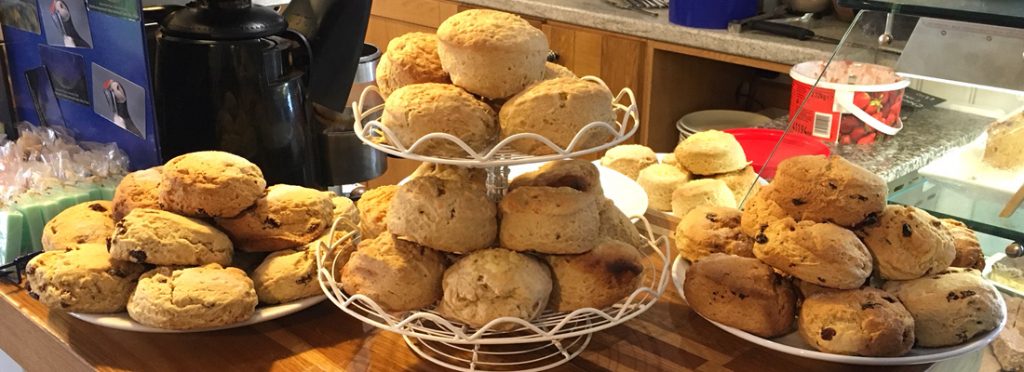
left=280, top=29, right=314, bottom=85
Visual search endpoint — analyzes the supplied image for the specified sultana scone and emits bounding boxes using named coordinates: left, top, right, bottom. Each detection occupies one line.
left=216, top=184, right=334, bottom=252
left=438, top=248, right=552, bottom=330
left=41, top=201, right=115, bottom=252
left=767, top=155, right=886, bottom=228
left=798, top=287, right=915, bottom=357
left=127, top=264, right=258, bottom=330
left=883, top=268, right=1002, bottom=347
left=545, top=239, right=644, bottom=312
left=26, top=244, right=145, bottom=313
left=357, top=185, right=399, bottom=240
left=158, top=151, right=266, bottom=218
left=675, top=206, right=753, bottom=262
left=387, top=176, right=497, bottom=254
left=499, top=186, right=599, bottom=254
left=941, top=219, right=985, bottom=270
left=251, top=245, right=323, bottom=304
left=341, top=234, right=446, bottom=312
left=597, top=198, right=646, bottom=250
left=110, top=208, right=233, bottom=266
left=381, top=83, right=498, bottom=157
left=499, top=77, right=615, bottom=155
left=753, top=218, right=873, bottom=289
left=858, top=205, right=955, bottom=280
left=112, top=166, right=163, bottom=221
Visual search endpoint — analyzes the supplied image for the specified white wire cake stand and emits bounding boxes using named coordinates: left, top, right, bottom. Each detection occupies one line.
left=315, top=219, right=671, bottom=372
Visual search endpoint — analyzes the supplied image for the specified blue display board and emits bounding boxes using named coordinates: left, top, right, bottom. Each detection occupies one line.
left=1, top=0, right=159, bottom=169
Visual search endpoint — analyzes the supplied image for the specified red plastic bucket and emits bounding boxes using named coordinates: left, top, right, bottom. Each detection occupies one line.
left=723, top=128, right=831, bottom=180
left=789, top=61, right=910, bottom=145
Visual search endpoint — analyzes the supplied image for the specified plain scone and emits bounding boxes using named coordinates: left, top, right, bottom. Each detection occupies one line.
left=683, top=253, right=797, bottom=338
left=600, top=144, right=657, bottom=179
left=158, top=151, right=266, bottom=218
left=215, top=184, right=334, bottom=252
left=438, top=248, right=552, bottom=330
left=127, top=264, right=258, bottom=330
left=112, top=166, right=162, bottom=221
left=798, top=287, right=915, bottom=356
left=673, top=130, right=748, bottom=175
left=670, top=179, right=737, bottom=216
left=381, top=83, right=497, bottom=157
left=753, top=218, right=872, bottom=289
left=712, top=165, right=760, bottom=203
left=341, top=234, right=446, bottom=312
left=41, top=201, right=115, bottom=252
left=509, top=159, right=603, bottom=195
left=637, top=164, right=690, bottom=211
left=546, top=239, right=644, bottom=312
left=499, top=186, right=599, bottom=254
left=858, top=205, right=956, bottom=280
left=387, top=176, right=497, bottom=254
left=110, top=208, right=233, bottom=266
left=597, top=198, right=646, bottom=250
left=436, top=9, right=548, bottom=99
left=675, top=206, right=753, bottom=262
left=26, top=244, right=145, bottom=313
left=375, top=32, right=450, bottom=98
left=543, top=62, right=575, bottom=80
left=767, top=155, right=886, bottom=228
left=883, top=268, right=1002, bottom=347
left=357, top=185, right=398, bottom=240
left=499, top=77, right=615, bottom=155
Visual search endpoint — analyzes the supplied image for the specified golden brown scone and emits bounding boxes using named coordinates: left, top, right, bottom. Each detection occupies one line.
left=216, top=185, right=335, bottom=252
left=381, top=83, right=498, bottom=157
left=753, top=218, right=873, bottom=289
left=883, top=268, right=1002, bottom=347
left=127, top=264, right=258, bottom=330
left=26, top=244, right=145, bottom=313
left=499, top=186, right=599, bottom=254
left=739, top=184, right=789, bottom=237
left=675, top=206, right=752, bottom=262
left=438, top=248, right=552, bottom=330
left=341, top=234, right=446, bottom=312
left=357, top=185, right=399, bottom=240
left=597, top=198, right=646, bottom=250
left=387, top=176, right=497, bottom=254
left=376, top=32, right=450, bottom=98
left=499, top=77, right=615, bottom=155
left=670, top=179, right=737, bottom=217
left=509, top=159, right=603, bottom=195
left=798, top=287, right=915, bottom=357
left=543, top=62, right=575, bottom=80
left=712, top=165, right=760, bottom=204
left=636, top=164, right=690, bottom=211
left=941, top=219, right=985, bottom=270
left=437, top=9, right=548, bottom=99
left=600, top=144, right=657, bottom=180
left=41, top=201, right=115, bottom=252
left=673, top=130, right=748, bottom=175
left=251, top=244, right=322, bottom=304
left=767, top=155, right=886, bottom=228
left=793, top=279, right=841, bottom=299
left=546, top=239, right=644, bottom=312
left=330, top=196, right=359, bottom=228
left=159, top=151, right=266, bottom=218
left=110, top=208, right=233, bottom=266
left=683, top=253, right=797, bottom=338
left=112, top=166, right=163, bottom=221
left=858, top=205, right=956, bottom=280
left=410, top=162, right=487, bottom=187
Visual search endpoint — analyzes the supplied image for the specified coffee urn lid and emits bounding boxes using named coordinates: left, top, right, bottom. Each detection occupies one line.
left=161, top=0, right=287, bottom=40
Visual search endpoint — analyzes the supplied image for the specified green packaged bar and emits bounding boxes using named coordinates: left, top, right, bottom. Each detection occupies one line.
left=40, top=196, right=63, bottom=225
left=56, top=189, right=80, bottom=211
left=13, top=200, right=45, bottom=254
left=87, top=185, right=103, bottom=201
left=99, top=185, right=116, bottom=200
left=0, top=210, right=25, bottom=266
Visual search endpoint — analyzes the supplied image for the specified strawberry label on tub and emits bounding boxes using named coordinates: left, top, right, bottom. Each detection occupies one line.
left=788, top=61, right=909, bottom=145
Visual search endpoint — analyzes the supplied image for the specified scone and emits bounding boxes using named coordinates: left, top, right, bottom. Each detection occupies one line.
left=739, top=184, right=789, bottom=237
left=331, top=196, right=359, bottom=228
left=662, top=153, right=681, bottom=169
left=942, top=219, right=985, bottom=270
left=883, top=268, right=1002, bottom=347
left=544, top=62, right=575, bottom=80
left=26, top=244, right=145, bottom=313
left=793, top=279, right=841, bottom=299
left=437, top=9, right=548, bottom=99
left=341, top=234, right=446, bottom=312
left=216, top=184, right=334, bottom=252
left=159, top=151, right=266, bottom=218
left=387, top=176, right=497, bottom=254
left=598, top=198, right=646, bottom=250
left=798, top=287, right=915, bottom=356
left=753, top=218, right=873, bottom=289
left=673, top=130, right=747, bottom=175
left=127, top=264, right=258, bottom=330
left=112, top=166, right=162, bottom=221
left=509, top=159, right=603, bottom=195
left=381, top=83, right=498, bottom=157
left=982, top=112, right=1024, bottom=170
left=675, top=206, right=753, bottom=262
left=357, top=185, right=398, bottom=240
left=375, top=32, right=450, bottom=98
left=712, top=165, right=760, bottom=204
left=670, top=179, right=737, bottom=217
left=636, top=164, right=690, bottom=211
left=410, top=162, right=487, bottom=187
left=767, top=155, right=886, bottom=228
left=859, top=205, right=956, bottom=280
left=600, top=144, right=657, bottom=179
left=499, top=186, right=599, bottom=254
left=499, top=77, right=615, bottom=155
left=683, top=253, right=797, bottom=338
left=251, top=245, right=322, bottom=304
left=41, top=201, right=115, bottom=252
left=546, top=238, right=644, bottom=312
left=110, top=208, right=233, bottom=266
left=438, top=248, right=552, bottom=330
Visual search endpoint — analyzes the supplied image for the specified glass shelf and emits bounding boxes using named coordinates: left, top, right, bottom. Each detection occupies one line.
left=889, top=178, right=1024, bottom=244
left=838, top=0, right=1024, bottom=29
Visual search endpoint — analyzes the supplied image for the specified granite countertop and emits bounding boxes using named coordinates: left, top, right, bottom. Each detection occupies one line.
left=458, top=0, right=851, bottom=66
left=765, top=107, right=993, bottom=183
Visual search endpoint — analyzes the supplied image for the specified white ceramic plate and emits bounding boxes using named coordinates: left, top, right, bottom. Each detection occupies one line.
left=69, top=295, right=326, bottom=333
left=919, top=133, right=1024, bottom=203
left=671, top=256, right=1008, bottom=366
left=983, top=253, right=1024, bottom=297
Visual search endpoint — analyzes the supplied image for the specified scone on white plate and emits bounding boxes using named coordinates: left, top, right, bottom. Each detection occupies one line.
left=600, top=144, right=657, bottom=179
left=636, top=164, right=690, bottom=212
left=670, top=179, right=736, bottom=217
left=883, top=268, right=1002, bottom=347
left=127, top=264, right=258, bottom=330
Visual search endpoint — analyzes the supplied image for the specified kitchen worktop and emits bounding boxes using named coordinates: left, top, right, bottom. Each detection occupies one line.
left=458, top=0, right=852, bottom=65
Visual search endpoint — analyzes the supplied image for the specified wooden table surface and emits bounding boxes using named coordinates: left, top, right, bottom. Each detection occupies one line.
left=0, top=212, right=936, bottom=372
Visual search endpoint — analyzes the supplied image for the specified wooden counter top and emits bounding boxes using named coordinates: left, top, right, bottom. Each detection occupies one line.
left=0, top=213, right=936, bottom=372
